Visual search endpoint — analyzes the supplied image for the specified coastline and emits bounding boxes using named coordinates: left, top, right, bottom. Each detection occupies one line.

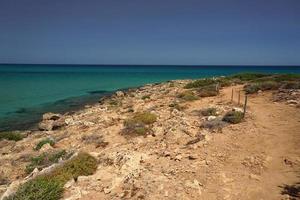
left=0, top=73, right=300, bottom=199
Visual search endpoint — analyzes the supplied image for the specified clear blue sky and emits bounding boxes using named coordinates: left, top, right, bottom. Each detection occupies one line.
left=0, top=0, right=299, bottom=65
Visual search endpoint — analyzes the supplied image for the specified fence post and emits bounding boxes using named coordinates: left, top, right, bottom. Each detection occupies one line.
left=231, top=88, right=234, bottom=103
left=243, top=95, right=248, bottom=118
left=238, top=90, right=241, bottom=105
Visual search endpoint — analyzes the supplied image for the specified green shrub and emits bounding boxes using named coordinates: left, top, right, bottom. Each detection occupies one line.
left=280, top=81, right=300, bottom=89
left=201, top=108, right=217, bottom=116
left=177, top=91, right=199, bottom=101
left=222, top=111, right=244, bottom=124
left=0, top=132, right=24, bottom=141
left=244, top=81, right=280, bottom=94
left=49, top=152, right=98, bottom=183
left=5, top=152, right=97, bottom=200
left=169, top=102, right=185, bottom=111
left=198, top=85, right=219, bottom=97
left=244, top=84, right=260, bottom=94
left=184, top=78, right=216, bottom=89
left=201, top=118, right=228, bottom=130
left=35, top=138, right=55, bottom=151
left=81, top=134, right=108, bottom=148
left=141, top=95, right=151, bottom=100
left=4, top=176, right=64, bottom=200
left=25, top=150, right=67, bottom=174
left=123, top=112, right=157, bottom=135
left=229, top=73, right=270, bottom=81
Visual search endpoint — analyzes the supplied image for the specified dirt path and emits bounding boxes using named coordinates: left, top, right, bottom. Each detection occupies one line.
left=198, top=86, right=300, bottom=199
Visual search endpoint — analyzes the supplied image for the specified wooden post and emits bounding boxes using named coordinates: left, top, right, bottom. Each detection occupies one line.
left=243, top=95, right=248, bottom=118
left=238, top=90, right=241, bottom=105
left=231, top=88, right=234, bottom=103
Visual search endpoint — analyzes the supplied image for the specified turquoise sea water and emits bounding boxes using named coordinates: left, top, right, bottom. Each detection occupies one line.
left=0, top=64, right=299, bottom=131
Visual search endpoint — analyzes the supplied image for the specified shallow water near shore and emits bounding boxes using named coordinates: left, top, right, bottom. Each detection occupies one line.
left=0, top=64, right=299, bottom=131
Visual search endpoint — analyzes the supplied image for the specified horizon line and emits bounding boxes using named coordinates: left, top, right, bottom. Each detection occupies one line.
left=1, top=63, right=300, bottom=67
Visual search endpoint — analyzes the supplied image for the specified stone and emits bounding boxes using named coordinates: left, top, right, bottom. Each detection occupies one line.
left=39, top=143, right=53, bottom=152
left=207, top=116, right=217, bottom=121
left=287, top=100, right=298, bottom=105
left=249, top=174, right=261, bottom=181
left=116, top=91, right=125, bottom=97
left=42, top=112, right=62, bottom=121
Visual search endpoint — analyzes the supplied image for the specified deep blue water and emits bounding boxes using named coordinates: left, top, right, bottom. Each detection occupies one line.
left=0, top=64, right=299, bottom=131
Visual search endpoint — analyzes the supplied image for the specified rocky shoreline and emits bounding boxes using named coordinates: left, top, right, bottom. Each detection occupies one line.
left=0, top=74, right=300, bottom=200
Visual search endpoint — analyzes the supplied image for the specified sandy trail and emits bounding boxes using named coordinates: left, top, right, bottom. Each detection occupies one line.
left=198, top=86, right=300, bottom=199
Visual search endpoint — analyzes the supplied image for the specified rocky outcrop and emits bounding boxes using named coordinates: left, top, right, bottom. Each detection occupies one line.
left=38, top=112, right=66, bottom=131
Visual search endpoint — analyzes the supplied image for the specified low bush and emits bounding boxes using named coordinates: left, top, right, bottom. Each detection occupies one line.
left=222, top=111, right=244, bottom=124
left=184, top=78, right=217, bottom=89
left=177, top=91, right=199, bottom=101
left=229, top=73, right=270, bottom=82
left=201, top=118, right=228, bottom=130
left=197, top=85, right=219, bottom=97
left=5, top=152, right=97, bottom=200
left=244, top=81, right=280, bottom=94
left=280, top=81, right=300, bottom=89
left=123, top=112, right=157, bottom=135
left=201, top=107, right=217, bottom=116
left=169, top=102, right=186, bottom=111
left=0, top=132, right=24, bottom=141
left=81, top=134, right=108, bottom=148
left=34, top=138, right=55, bottom=151
left=25, top=150, right=68, bottom=174
left=141, top=95, right=151, bottom=100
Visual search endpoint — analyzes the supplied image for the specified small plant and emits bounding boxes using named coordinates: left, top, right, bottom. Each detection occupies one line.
left=201, top=107, right=217, bottom=116
left=123, top=112, right=157, bottom=135
left=244, top=83, right=260, bottom=94
left=81, top=134, right=108, bottom=148
left=201, top=118, right=228, bottom=130
left=0, top=132, right=24, bottom=141
left=198, top=85, right=219, bottom=97
left=34, top=138, right=55, bottom=151
left=177, top=91, right=199, bottom=101
left=108, top=99, right=121, bottom=107
left=168, top=102, right=186, bottom=111
left=5, top=152, right=97, bottom=200
left=141, top=95, right=151, bottom=100
left=25, top=150, right=68, bottom=174
left=222, top=111, right=244, bottom=124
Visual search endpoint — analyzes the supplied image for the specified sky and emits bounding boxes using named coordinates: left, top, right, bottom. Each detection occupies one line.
left=0, top=0, right=299, bottom=65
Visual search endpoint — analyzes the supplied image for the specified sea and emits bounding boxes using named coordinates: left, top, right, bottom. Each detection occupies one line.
left=0, top=64, right=299, bottom=131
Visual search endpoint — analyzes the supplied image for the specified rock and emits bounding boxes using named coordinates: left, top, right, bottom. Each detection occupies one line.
left=0, top=180, right=23, bottom=200
left=287, top=100, right=298, bottom=105
left=42, top=112, right=62, bottom=121
left=249, top=174, right=261, bottom=181
left=39, top=143, right=53, bottom=152
left=116, top=91, right=125, bottom=97
left=39, top=114, right=66, bottom=131
left=233, top=107, right=243, bottom=112
left=207, top=116, right=217, bottom=121
left=175, top=155, right=182, bottom=161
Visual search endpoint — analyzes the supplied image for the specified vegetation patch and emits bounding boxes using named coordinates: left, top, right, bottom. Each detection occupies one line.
left=141, top=95, right=151, bottom=100
left=6, top=152, right=97, bottom=200
left=201, top=107, right=217, bottom=116
left=25, top=150, right=69, bottom=174
left=222, top=111, right=244, bottom=124
left=197, top=85, right=219, bottom=97
left=244, top=81, right=280, bottom=94
left=123, top=112, right=157, bottom=136
left=169, top=102, right=186, bottom=111
left=177, top=91, right=199, bottom=101
left=0, top=132, right=24, bottom=142
left=81, top=134, right=108, bottom=148
left=34, top=138, right=55, bottom=151
left=201, top=118, right=228, bottom=130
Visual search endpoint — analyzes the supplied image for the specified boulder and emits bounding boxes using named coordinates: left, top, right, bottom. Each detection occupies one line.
left=116, top=91, right=125, bottom=97
left=38, top=113, right=65, bottom=131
